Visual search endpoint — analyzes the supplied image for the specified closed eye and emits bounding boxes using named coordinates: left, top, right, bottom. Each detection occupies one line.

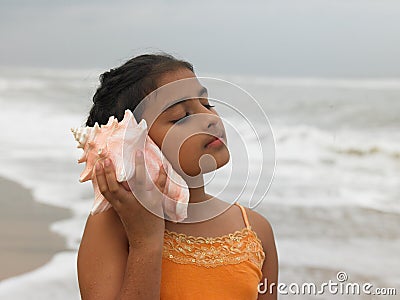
left=171, top=112, right=190, bottom=124
left=171, top=104, right=216, bottom=124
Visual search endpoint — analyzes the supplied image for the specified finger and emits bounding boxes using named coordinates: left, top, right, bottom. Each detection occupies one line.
left=156, top=164, right=168, bottom=192
left=134, top=150, right=146, bottom=186
left=121, top=181, right=131, bottom=191
left=146, top=163, right=167, bottom=192
left=95, top=161, right=114, bottom=203
left=103, top=158, right=126, bottom=201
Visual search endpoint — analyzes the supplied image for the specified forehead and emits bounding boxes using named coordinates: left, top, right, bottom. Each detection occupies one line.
left=141, top=70, right=207, bottom=120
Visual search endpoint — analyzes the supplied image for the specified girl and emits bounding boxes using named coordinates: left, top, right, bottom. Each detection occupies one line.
left=77, top=53, right=278, bottom=299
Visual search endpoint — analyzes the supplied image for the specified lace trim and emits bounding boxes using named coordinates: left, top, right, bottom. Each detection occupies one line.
left=162, top=226, right=266, bottom=269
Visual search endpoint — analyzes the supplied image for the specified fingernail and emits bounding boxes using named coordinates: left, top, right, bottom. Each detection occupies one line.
left=95, top=162, right=101, bottom=171
left=136, top=150, right=142, bottom=157
left=104, top=158, right=110, bottom=167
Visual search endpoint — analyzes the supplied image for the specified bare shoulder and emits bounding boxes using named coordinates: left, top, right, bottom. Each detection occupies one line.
left=77, top=207, right=129, bottom=299
left=78, top=207, right=129, bottom=256
left=243, top=205, right=279, bottom=299
left=80, top=207, right=128, bottom=243
left=242, top=206, right=276, bottom=251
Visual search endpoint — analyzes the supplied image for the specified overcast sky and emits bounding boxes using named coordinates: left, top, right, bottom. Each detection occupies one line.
left=1, top=0, right=399, bottom=78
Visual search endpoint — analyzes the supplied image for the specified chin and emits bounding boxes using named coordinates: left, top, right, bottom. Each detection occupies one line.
left=199, top=147, right=230, bottom=174
left=177, top=145, right=231, bottom=177
left=216, top=148, right=230, bottom=168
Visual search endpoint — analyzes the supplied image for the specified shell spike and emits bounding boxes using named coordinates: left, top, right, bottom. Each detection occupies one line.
left=71, top=126, right=89, bottom=148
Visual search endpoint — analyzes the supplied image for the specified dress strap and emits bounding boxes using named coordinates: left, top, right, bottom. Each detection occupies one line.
left=234, top=202, right=250, bottom=229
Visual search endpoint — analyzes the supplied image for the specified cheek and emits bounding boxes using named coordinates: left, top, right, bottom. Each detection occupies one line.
left=152, top=128, right=230, bottom=177
left=147, top=124, right=176, bottom=164
left=152, top=128, right=201, bottom=176
left=178, top=137, right=201, bottom=175
left=148, top=125, right=193, bottom=173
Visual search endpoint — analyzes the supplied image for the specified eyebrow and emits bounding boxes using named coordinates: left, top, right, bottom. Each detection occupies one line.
left=161, top=86, right=208, bottom=113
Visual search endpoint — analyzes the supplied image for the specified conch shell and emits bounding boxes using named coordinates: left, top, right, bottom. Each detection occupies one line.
left=71, top=109, right=189, bottom=222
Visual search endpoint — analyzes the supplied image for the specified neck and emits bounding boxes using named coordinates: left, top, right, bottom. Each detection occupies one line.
left=183, top=174, right=210, bottom=203
left=188, top=186, right=208, bottom=203
left=167, top=173, right=225, bottom=224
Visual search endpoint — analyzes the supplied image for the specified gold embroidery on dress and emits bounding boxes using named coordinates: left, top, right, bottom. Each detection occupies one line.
left=163, top=226, right=266, bottom=270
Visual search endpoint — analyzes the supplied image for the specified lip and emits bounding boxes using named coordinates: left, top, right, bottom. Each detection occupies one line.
left=204, top=133, right=226, bottom=148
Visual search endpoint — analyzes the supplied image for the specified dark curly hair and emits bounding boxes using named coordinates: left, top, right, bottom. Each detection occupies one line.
left=85, top=52, right=194, bottom=127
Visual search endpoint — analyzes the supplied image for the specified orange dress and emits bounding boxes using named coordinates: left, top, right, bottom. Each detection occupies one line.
left=161, top=202, right=266, bottom=300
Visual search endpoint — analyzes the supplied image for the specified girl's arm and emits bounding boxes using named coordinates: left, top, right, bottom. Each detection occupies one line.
left=78, top=152, right=168, bottom=299
left=77, top=208, right=164, bottom=300
left=247, top=210, right=279, bottom=300
left=259, top=219, right=278, bottom=300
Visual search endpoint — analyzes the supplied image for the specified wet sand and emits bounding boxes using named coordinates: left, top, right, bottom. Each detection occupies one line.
left=0, top=176, right=72, bottom=281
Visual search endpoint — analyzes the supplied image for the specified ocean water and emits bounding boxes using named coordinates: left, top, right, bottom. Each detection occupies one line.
left=0, top=67, right=399, bottom=299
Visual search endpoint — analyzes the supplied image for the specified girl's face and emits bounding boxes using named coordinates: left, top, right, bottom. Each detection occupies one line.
left=141, top=68, right=230, bottom=180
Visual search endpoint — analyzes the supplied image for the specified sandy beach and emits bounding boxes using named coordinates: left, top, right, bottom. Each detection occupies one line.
left=0, top=176, right=72, bottom=281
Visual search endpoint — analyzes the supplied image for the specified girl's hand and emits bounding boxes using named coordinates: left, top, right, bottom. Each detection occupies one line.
left=94, top=150, right=168, bottom=248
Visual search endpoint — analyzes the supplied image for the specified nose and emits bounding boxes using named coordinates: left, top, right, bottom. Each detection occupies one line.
left=193, top=102, right=223, bottom=136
